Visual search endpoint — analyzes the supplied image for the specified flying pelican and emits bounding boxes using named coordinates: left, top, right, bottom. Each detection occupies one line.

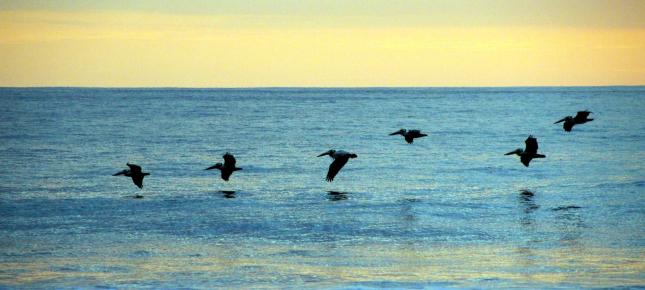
left=554, top=111, right=593, bottom=132
left=113, top=163, right=150, bottom=189
left=389, top=129, right=428, bottom=144
left=317, top=150, right=357, bottom=182
left=205, top=152, right=242, bottom=181
left=505, top=135, right=546, bottom=167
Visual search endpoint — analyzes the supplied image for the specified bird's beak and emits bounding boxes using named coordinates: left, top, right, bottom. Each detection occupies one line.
left=317, top=152, right=330, bottom=157
left=554, top=118, right=566, bottom=124
left=504, top=150, right=516, bottom=155
left=205, top=165, right=217, bottom=170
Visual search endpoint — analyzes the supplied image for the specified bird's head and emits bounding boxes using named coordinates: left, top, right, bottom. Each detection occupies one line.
left=317, top=150, right=335, bottom=157
left=505, top=148, right=523, bottom=156
left=389, top=129, right=406, bottom=136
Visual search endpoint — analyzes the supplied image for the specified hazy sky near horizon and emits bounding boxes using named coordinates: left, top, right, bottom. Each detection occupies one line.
left=1, top=0, right=644, bottom=87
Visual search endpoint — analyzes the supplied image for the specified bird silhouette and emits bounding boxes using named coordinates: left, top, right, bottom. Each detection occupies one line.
left=554, top=111, right=594, bottom=132
left=206, top=152, right=242, bottom=181
left=389, top=129, right=428, bottom=144
left=113, top=163, right=150, bottom=189
left=317, top=150, right=357, bottom=182
left=505, top=135, right=546, bottom=167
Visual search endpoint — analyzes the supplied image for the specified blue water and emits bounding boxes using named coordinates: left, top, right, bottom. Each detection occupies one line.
left=0, top=87, right=644, bottom=289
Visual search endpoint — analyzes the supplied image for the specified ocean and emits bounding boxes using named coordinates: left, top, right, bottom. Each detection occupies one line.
left=0, top=87, right=643, bottom=288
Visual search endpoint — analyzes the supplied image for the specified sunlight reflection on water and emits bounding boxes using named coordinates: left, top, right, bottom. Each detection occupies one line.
left=2, top=238, right=643, bottom=288
left=1, top=87, right=644, bottom=288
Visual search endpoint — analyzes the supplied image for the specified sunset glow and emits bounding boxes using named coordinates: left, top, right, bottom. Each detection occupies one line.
left=1, top=1, right=644, bottom=87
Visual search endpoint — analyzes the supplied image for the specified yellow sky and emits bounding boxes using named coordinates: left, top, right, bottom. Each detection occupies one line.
left=1, top=2, right=644, bottom=87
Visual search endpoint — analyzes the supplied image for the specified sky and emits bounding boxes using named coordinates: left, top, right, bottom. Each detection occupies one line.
left=0, top=0, right=644, bottom=87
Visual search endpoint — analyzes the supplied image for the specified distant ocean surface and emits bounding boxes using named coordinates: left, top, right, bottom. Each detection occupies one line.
left=1, top=87, right=644, bottom=289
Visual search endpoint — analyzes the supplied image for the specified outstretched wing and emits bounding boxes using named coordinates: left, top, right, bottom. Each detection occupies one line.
left=221, top=169, right=233, bottom=181
left=520, top=155, right=532, bottom=167
left=563, top=122, right=573, bottom=132
left=223, top=153, right=236, bottom=168
left=127, top=163, right=142, bottom=173
left=524, top=136, right=538, bottom=154
left=131, top=175, right=144, bottom=189
left=404, top=135, right=414, bottom=144
left=554, top=117, right=568, bottom=124
left=574, top=111, right=591, bottom=122
left=326, top=157, right=349, bottom=182
left=113, top=169, right=128, bottom=176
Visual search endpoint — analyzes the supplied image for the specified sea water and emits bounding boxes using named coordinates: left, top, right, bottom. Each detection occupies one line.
left=0, top=87, right=643, bottom=288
